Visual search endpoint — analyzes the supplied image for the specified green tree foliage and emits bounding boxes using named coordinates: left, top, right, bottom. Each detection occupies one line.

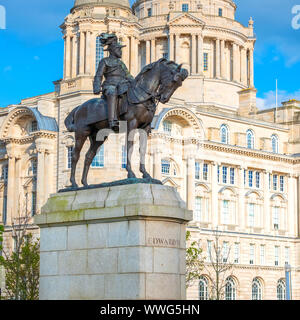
left=186, top=230, right=204, bottom=288
left=0, top=234, right=40, bottom=300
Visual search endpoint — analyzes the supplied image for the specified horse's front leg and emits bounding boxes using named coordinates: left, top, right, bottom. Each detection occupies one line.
left=139, top=125, right=152, bottom=180
left=126, top=121, right=137, bottom=179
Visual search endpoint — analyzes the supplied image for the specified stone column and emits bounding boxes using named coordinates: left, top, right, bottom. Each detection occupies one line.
left=79, top=31, right=86, bottom=75
left=85, top=31, right=91, bottom=75
left=238, top=166, right=246, bottom=229
left=65, top=35, right=71, bottom=79
left=175, top=34, right=180, bottom=63
left=90, top=32, right=96, bottom=75
left=151, top=38, right=156, bottom=63
left=169, top=33, right=174, bottom=61
left=263, top=170, right=271, bottom=233
left=36, top=148, right=45, bottom=213
left=232, top=43, right=238, bottom=82
left=220, top=39, right=226, bottom=79
left=198, top=35, right=203, bottom=74
left=215, top=39, right=221, bottom=79
left=6, top=154, right=16, bottom=225
left=191, top=34, right=197, bottom=74
left=211, top=162, right=219, bottom=228
left=240, top=47, right=247, bottom=86
left=131, top=36, right=138, bottom=76
left=186, top=156, right=195, bottom=211
left=249, top=48, right=254, bottom=87
left=146, top=40, right=151, bottom=65
left=153, top=149, right=162, bottom=181
left=72, top=34, right=78, bottom=78
left=35, top=184, right=192, bottom=300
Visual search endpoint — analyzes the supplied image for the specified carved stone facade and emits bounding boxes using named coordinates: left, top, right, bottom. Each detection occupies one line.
left=0, top=0, right=299, bottom=300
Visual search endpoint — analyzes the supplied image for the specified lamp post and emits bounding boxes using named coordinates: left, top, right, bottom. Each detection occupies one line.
left=285, top=264, right=292, bottom=300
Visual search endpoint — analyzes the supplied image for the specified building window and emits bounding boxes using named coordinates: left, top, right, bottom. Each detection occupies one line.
left=280, top=176, right=284, bottom=192
left=234, top=243, right=240, bottom=264
left=285, top=247, right=290, bottom=265
left=217, top=165, right=220, bottom=183
left=275, top=246, right=280, bottom=266
left=220, top=125, right=229, bottom=144
left=244, top=169, right=246, bottom=186
left=207, top=240, right=212, bottom=262
left=222, top=242, right=229, bottom=263
left=122, top=145, right=127, bottom=169
left=230, top=168, right=235, bottom=185
left=246, top=130, right=255, bottom=149
left=260, top=245, right=265, bottom=265
left=248, top=170, right=253, bottom=187
left=3, top=195, right=7, bottom=225
left=96, top=36, right=104, bottom=70
left=31, top=192, right=37, bottom=216
left=182, top=3, right=189, bottom=12
left=30, top=121, right=38, bottom=133
left=248, top=203, right=255, bottom=227
left=163, top=120, right=172, bottom=134
left=91, top=145, right=105, bottom=168
left=222, top=166, right=228, bottom=184
left=249, top=244, right=255, bottom=265
left=256, top=172, right=260, bottom=188
left=272, top=135, right=279, bottom=153
left=218, top=8, right=223, bottom=17
left=222, top=200, right=229, bottom=225
left=203, top=164, right=208, bottom=181
left=273, top=174, right=278, bottom=191
left=67, top=147, right=73, bottom=169
left=199, top=276, right=209, bottom=300
left=31, top=159, right=38, bottom=177
left=252, top=278, right=262, bottom=300
left=225, top=277, right=236, bottom=300
left=195, top=162, right=201, bottom=180
left=161, top=160, right=170, bottom=175
left=194, top=197, right=202, bottom=221
left=147, top=8, right=152, bottom=17
left=162, top=52, right=169, bottom=59
left=2, top=165, right=8, bottom=182
left=277, top=279, right=286, bottom=300
left=203, top=53, right=208, bottom=71
left=273, top=206, right=279, bottom=230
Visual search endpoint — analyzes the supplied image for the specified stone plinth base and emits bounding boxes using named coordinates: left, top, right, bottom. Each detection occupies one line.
left=35, top=184, right=192, bottom=300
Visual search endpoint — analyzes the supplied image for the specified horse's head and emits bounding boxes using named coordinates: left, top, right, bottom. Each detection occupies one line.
left=158, top=60, right=189, bottom=104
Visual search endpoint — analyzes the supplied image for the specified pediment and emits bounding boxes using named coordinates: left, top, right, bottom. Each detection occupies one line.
left=162, top=177, right=180, bottom=188
left=168, top=13, right=205, bottom=27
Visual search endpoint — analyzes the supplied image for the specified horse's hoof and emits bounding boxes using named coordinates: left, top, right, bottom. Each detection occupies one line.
left=128, top=173, right=136, bottom=179
left=142, top=173, right=152, bottom=180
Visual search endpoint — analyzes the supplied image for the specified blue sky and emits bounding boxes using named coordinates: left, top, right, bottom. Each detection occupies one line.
left=0, top=0, right=299, bottom=109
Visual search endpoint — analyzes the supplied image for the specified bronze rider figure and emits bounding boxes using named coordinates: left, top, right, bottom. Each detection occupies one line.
left=93, top=33, right=134, bottom=131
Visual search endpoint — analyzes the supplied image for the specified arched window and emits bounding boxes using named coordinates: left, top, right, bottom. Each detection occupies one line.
left=220, top=125, right=229, bottom=144
left=163, top=120, right=172, bottom=134
left=199, top=276, right=209, bottom=300
left=96, top=36, right=104, bottom=70
left=252, top=278, right=262, bottom=300
left=161, top=160, right=170, bottom=175
left=91, top=145, right=105, bottom=168
left=247, top=130, right=255, bottom=149
left=271, top=135, right=279, bottom=153
left=225, top=277, right=236, bottom=300
left=277, top=279, right=286, bottom=300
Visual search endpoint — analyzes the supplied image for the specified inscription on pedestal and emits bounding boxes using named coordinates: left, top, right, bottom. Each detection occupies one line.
left=147, top=237, right=180, bottom=248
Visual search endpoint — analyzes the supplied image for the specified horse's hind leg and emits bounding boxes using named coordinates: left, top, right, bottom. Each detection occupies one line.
left=139, top=124, right=152, bottom=179
left=81, top=134, right=106, bottom=187
left=70, top=131, right=88, bottom=188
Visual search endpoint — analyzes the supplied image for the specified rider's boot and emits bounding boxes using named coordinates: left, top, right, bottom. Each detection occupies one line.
left=107, top=95, right=119, bottom=131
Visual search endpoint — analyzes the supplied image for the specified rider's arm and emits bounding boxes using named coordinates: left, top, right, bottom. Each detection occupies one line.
left=93, top=60, right=106, bottom=94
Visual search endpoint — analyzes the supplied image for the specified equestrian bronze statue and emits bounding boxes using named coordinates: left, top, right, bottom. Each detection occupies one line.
left=64, top=33, right=188, bottom=189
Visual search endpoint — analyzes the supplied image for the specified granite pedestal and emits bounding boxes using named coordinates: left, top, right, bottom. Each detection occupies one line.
left=35, top=183, right=192, bottom=300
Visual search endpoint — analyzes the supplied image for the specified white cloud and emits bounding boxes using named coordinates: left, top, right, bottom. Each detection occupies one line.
left=257, top=89, right=300, bottom=110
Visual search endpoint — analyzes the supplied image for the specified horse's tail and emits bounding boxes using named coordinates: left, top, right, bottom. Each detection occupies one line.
left=64, top=106, right=79, bottom=132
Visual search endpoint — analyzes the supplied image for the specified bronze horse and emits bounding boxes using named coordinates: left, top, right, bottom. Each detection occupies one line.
left=64, top=58, right=188, bottom=188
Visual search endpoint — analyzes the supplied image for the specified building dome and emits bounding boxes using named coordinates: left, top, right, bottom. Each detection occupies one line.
left=73, top=0, right=130, bottom=9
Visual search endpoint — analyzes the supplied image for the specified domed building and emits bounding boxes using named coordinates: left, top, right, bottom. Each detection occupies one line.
left=0, top=0, right=299, bottom=300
